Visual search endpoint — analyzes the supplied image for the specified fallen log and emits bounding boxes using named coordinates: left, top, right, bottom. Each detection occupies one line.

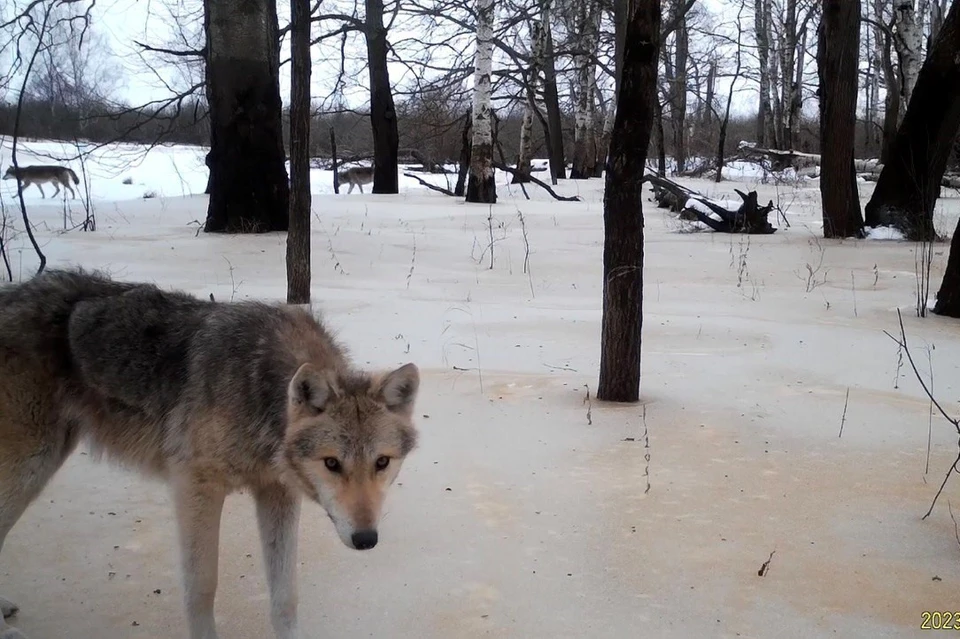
left=643, top=173, right=776, bottom=234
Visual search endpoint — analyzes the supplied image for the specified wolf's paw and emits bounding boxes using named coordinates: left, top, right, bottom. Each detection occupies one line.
left=0, top=625, right=28, bottom=639
left=0, top=599, right=17, bottom=620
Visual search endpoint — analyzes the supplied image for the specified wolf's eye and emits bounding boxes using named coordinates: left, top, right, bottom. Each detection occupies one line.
left=323, top=457, right=342, bottom=473
left=375, top=456, right=390, bottom=471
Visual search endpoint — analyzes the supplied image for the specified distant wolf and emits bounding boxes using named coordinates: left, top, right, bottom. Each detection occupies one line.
left=338, top=165, right=374, bottom=193
left=2, top=165, right=80, bottom=199
left=0, top=269, right=420, bottom=639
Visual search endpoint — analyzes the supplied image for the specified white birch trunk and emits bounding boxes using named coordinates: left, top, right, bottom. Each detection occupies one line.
left=516, top=17, right=548, bottom=181
left=571, top=0, right=600, bottom=178
left=466, top=0, right=496, bottom=203
left=894, top=0, right=923, bottom=113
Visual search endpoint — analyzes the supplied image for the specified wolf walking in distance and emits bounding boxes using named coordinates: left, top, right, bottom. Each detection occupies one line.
left=2, top=165, right=80, bottom=199
left=337, top=165, right=374, bottom=193
left=0, top=269, right=421, bottom=639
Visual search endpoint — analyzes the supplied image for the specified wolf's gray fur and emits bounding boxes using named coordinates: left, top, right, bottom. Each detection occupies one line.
left=0, top=269, right=420, bottom=639
left=337, top=166, right=375, bottom=193
left=2, top=165, right=80, bottom=199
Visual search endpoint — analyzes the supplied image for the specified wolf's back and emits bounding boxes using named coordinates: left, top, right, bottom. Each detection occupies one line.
left=0, top=269, right=141, bottom=370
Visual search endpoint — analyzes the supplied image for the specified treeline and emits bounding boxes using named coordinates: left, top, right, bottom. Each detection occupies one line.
left=0, top=94, right=884, bottom=169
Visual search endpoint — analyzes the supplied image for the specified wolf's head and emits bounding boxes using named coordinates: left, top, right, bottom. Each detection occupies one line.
left=283, top=362, right=420, bottom=550
left=2, top=167, right=14, bottom=180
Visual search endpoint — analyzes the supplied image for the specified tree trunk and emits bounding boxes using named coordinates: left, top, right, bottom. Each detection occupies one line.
left=754, top=0, right=772, bottom=146
left=864, top=0, right=960, bottom=241
left=669, top=0, right=688, bottom=173
left=455, top=110, right=472, bottom=197
left=366, top=0, right=399, bottom=193
left=817, top=0, right=864, bottom=239
left=597, top=0, right=660, bottom=403
left=934, top=216, right=960, bottom=316
left=286, top=0, right=311, bottom=304
left=570, top=0, right=601, bottom=179
left=654, top=94, right=667, bottom=175
left=203, top=0, right=290, bottom=233
left=893, top=0, right=923, bottom=117
left=466, top=0, right=497, bottom=204
left=330, top=127, right=340, bottom=194
left=542, top=22, right=567, bottom=181
left=515, top=18, right=547, bottom=184
left=777, top=0, right=798, bottom=149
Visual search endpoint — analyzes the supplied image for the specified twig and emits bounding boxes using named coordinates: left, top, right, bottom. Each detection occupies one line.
left=583, top=384, right=592, bottom=426
left=838, top=387, right=850, bottom=438
left=883, top=309, right=960, bottom=519
left=642, top=404, right=651, bottom=495
left=757, top=550, right=776, bottom=577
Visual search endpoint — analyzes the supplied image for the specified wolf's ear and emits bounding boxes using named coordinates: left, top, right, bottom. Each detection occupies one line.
left=288, top=363, right=335, bottom=416
left=378, top=363, right=420, bottom=413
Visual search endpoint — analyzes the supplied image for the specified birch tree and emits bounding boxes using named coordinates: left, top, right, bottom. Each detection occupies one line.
left=569, top=0, right=602, bottom=179
left=514, top=16, right=548, bottom=183
left=893, top=0, right=926, bottom=114
left=466, top=0, right=497, bottom=203
left=754, top=0, right=774, bottom=147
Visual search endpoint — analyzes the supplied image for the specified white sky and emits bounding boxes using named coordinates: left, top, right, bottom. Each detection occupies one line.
left=32, top=0, right=763, bottom=116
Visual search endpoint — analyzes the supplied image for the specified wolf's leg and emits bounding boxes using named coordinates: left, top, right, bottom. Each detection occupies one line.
left=358, top=183, right=364, bottom=193
left=172, top=476, right=226, bottom=639
left=50, top=183, right=60, bottom=198
left=33, top=183, right=44, bottom=199
left=64, top=183, right=75, bottom=200
left=347, top=182, right=355, bottom=194
left=0, top=427, right=76, bottom=639
left=254, top=483, right=301, bottom=639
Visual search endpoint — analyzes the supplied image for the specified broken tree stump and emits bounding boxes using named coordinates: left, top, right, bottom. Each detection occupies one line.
left=644, top=174, right=777, bottom=234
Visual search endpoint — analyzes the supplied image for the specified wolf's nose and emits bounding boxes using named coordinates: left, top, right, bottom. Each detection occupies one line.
left=351, top=530, right=378, bottom=550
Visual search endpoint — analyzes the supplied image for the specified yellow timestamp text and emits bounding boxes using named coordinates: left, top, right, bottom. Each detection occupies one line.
left=922, top=611, right=960, bottom=630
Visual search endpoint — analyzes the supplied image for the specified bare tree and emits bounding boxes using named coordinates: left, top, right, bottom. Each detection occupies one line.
left=597, top=0, right=660, bottom=403
left=287, top=0, right=312, bottom=304
left=817, top=0, right=864, bottom=238
left=466, top=0, right=497, bottom=203
left=569, top=0, right=601, bottom=179
left=754, top=0, right=774, bottom=146
left=365, top=0, right=401, bottom=193
left=864, top=0, right=960, bottom=242
left=514, top=16, right=548, bottom=183
left=203, top=0, right=290, bottom=233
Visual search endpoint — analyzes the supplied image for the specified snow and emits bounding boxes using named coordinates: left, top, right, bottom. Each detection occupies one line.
left=866, top=225, right=907, bottom=241
left=2, top=138, right=960, bottom=638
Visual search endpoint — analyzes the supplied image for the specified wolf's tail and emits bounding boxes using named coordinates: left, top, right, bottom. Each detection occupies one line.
left=67, top=168, right=79, bottom=185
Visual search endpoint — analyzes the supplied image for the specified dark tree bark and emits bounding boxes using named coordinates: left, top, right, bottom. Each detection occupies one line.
left=864, top=0, right=960, bottom=241
left=203, top=0, right=290, bottom=233
left=934, top=219, right=960, bottom=316
left=286, top=0, right=311, bottom=304
left=455, top=110, right=472, bottom=197
left=366, top=0, right=399, bottom=193
left=597, top=0, right=660, bottom=403
left=542, top=25, right=567, bottom=181
left=330, top=127, right=340, bottom=194
left=817, top=0, right=864, bottom=238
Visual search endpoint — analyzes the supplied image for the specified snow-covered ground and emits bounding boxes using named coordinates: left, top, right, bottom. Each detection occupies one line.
left=2, top=137, right=960, bottom=638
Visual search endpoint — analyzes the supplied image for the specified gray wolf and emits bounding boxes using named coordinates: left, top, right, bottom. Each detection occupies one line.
left=337, top=165, right=374, bottom=193
left=0, top=269, right=420, bottom=639
left=2, top=165, right=80, bottom=199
